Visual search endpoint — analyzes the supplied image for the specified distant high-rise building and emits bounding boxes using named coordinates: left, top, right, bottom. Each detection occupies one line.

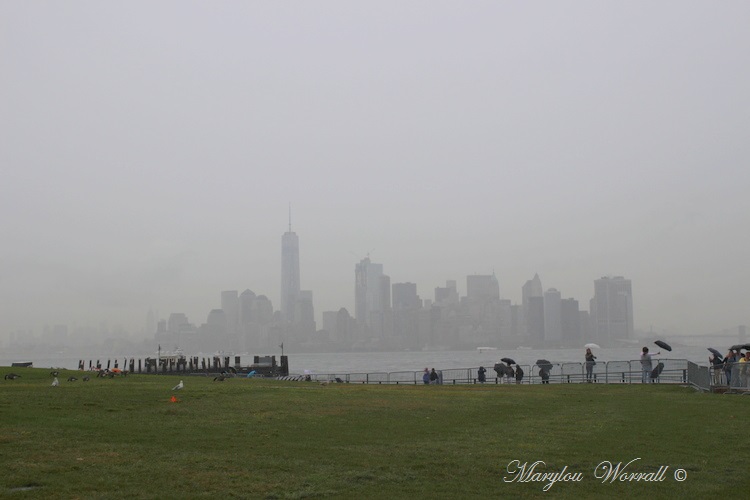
left=392, top=282, right=421, bottom=349
left=561, top=298, right=581, bottom=345
left=435, top=280, right=459, bottom=306
left=522, top=273, right=543, bottom=308
left=239, top=289, right=257, bottom=327
left=467, top=274, right=500, bottom=301
left=592, top=276, right=634, bottom=344
left=521, top=273, right=544, bottom=342
left=221, top=290, right=239, bottom=336
left=543, top=288, right=562, bottom=342
left=280, top=209, right=300, bottom=322
left=294, top=290, right=315, bottom=327
left=392, top=282, right=421, bottom=310
left=527, top=296, right=545, bottom=345
left=578, top=310, right=591, bottom=343
left=168, top=313, right=189, bottom=333
left=354, top=257, right=390, bottom=328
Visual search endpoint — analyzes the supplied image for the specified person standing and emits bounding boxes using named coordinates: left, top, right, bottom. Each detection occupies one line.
left=585, top=348, right=597, bottom=383
left=640, top=347, right=660, bottom=383
left=477, top=366, right=486, bottom=383
left=422, top=368, right=430, bottom=385
left=710, top=354, right=723, bottom=386
left=739, top=352, right=750, bottom=387
left=723, top=351, right=736, bottom=386
left=429, top=368, right=439, bottom=385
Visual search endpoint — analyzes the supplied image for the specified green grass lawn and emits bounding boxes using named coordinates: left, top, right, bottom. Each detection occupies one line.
left=1, top=368, right=747, bottom=499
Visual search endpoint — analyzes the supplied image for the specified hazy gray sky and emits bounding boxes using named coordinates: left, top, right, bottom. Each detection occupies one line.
left=2, top=1, right=749, bottom=338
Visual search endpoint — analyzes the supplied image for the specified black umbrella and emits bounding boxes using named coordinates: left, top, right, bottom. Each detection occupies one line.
left=536, top=359, right=553, bottom=371
left=708, top=348, right=723, bottom=360
left=501, top=357, right=516, bottom=365
left=650, top=362, right=665, bottom=379
left=730, top=344, right=750, bottom=351
left=654, top=340, right=672, bottom=352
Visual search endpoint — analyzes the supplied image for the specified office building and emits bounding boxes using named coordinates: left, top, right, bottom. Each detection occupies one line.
left=592, top=276, right=634, bottom=344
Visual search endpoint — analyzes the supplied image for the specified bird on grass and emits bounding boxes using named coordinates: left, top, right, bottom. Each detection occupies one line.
left=213, top=375, right=226, bottom=382
left=67, top=377, right=78, bottom=382
left=172, top=380, right=184, bottom=391
left=4, top=373, right=21, bottom=380
left=51, top=377, right=59, bottom=387
left=82, top=376, right=90, bottom=382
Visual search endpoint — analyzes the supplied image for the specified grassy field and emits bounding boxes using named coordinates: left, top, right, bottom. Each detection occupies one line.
left=1, top=368, right=747, bottom=499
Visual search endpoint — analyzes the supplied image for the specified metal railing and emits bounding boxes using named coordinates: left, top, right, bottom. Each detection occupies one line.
left=707, top=362, right=750, bottom=392
left=288, top=359, right=700, bottom=386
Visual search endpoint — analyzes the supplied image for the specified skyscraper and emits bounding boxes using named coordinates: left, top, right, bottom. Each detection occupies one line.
left=354, top=256, right=389, bottom=328
left=221, top=290, right=239, bottom=337
left=543, top=288, right=562, bottom=342
left=592, top=276, right=634, bottom=344
left=466, top=274, right=500, bottom=301
left=522, top=273, right=543, bottom=308
left=522, top=273, right=544, bottom=344
left=280, top=209, right=300, bottom=322
left=561, top=298, right=581, bottom=346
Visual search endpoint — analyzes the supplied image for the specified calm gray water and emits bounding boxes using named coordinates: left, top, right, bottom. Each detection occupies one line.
left=0, top=346, right=719, bottom=374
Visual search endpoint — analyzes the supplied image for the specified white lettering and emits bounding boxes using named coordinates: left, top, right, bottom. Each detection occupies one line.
left=503, top=460, right=583, bottom=491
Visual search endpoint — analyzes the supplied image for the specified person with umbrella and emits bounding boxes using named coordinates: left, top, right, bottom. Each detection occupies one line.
left=536, top=359, right=552, bottom=384
left=708, top=350, right=723, bottom=385
left=585, top=347, right=597, bottom=383
left=640, top=347, right=660, bottom=383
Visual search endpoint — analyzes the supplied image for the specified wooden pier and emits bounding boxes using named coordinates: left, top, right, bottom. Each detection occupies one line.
left=76, top=355, right=289, bottom=377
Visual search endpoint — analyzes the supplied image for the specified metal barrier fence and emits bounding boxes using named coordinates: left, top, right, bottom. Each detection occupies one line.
left=707, top=362, right=750, bottom=392
left=292, top=359, right=698, bottom=386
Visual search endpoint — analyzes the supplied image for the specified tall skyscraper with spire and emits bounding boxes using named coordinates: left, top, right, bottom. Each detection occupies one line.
left=281, top=206, right=300, bottom=322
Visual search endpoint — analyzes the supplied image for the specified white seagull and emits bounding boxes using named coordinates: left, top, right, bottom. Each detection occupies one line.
left=172, top=380, right=184, bottom=391
left=51, top=377, right=59, bottom=387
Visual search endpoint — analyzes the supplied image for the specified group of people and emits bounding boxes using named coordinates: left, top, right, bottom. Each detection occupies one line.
left=420, top=346, right=748, bottom=387
left=422, top=367, right=441, bottom=385
left=487, top=363, right=524, bottom=384
left=711, top=349, right=750, bottom=387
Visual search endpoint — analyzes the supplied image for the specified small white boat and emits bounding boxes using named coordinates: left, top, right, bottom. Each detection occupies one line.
left=477, top=347, right=497, bottom=353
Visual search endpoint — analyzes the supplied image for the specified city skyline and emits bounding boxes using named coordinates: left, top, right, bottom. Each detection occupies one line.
left=2, top=2, right=749, bottom=340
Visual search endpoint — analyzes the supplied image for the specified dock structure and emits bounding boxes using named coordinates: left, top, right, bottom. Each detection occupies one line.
left=76, top=355, right=289, bottom=377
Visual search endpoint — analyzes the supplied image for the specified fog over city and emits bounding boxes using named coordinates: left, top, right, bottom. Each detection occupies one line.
left=2, top=2, right=749, bottom=348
